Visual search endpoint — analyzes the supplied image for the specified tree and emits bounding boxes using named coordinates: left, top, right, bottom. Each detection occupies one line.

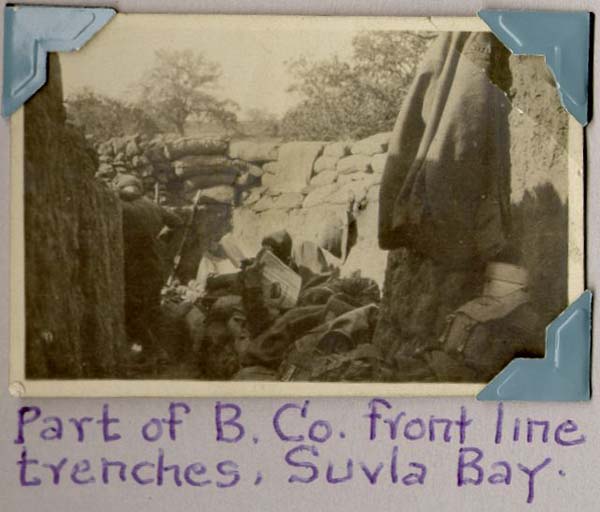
left=240, top=108, right=280, bottom=137
left=137, top=49, right=238, bottom=135
left=65, top=88, right=159, bottom=142
left=280, top=31, right=434, bottom=140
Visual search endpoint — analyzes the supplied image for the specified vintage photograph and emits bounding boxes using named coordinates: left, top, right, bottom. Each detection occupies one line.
left=11, top=15, right=583, bottom=394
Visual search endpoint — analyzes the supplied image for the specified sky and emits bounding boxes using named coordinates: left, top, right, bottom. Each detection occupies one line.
left=60, top=14, right=365, bottom=118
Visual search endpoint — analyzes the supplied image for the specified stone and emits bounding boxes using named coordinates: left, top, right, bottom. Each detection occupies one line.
left=252, top=194, right=276, bottom=213
left=350, top=132, right=391, bottom=156
left=313, top=155, right=339, bottom=174
left=323, top=141, right=352, bottom=159
left=336, top=154, right=372, bottom=175
left=303, top=183, right=340, bottom=208
left=268, top=141, right=325, bottom=193
left=228, top=140, right=280, bottom=162
left=310, top=170, right=337, bottom=187
left=98, top=154, right=112, bottom=163
left=370, top=153, right=388, bottom=174
left=243, top=187, right=266, bottom=206
left=329, top=180, right=372, bottom=205
left=273, top=192, right=304, bottom=210
left=262, top=162, right=281, bottom=175
left=261, top=172, right=285, bottom=194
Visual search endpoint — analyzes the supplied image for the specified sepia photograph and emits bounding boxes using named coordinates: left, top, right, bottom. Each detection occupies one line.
left=10, top=15, right=584, bottom=396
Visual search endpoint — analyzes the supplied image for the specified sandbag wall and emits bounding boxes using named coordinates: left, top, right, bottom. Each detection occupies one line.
left=92, top=131, right=393, bottom=286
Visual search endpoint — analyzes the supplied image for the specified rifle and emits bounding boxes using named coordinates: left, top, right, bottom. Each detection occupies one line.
left=166, top=189, right=204, bottom=287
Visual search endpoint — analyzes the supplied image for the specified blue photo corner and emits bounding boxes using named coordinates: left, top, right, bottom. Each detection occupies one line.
left=2, top=4, right=115, bottom=117
left=477, top=9, right=592, bottom=401
left=478, top=10, right=591, bottom=126
left=477, top=291, right=592, bottom=401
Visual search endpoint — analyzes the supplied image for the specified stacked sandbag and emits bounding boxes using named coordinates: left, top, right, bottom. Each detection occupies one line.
left=94, top=133, right=239, bottom=206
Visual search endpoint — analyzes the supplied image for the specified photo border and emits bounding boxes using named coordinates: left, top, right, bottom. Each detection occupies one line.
left=7, top=14, right=586, bottom=397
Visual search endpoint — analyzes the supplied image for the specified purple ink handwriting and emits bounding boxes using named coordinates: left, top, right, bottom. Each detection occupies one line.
left=12, top=400, right=586, bottom=504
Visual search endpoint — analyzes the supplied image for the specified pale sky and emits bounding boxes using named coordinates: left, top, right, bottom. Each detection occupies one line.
left=60, top=14, right=365, bottom=118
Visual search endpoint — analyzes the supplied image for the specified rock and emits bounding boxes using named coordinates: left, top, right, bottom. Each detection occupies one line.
left=313, top=155, right=339, bottom=174
left=243, top=187, right=267, bottom=206
left=167, top=136, right=228, bottom=159
left=113, top=152, right=125, bottom=165
left=262, top=162, right=281, bottom=175
left=336, top=154, right=372, bottom=175
left=99, top=154, right=112, bottom=163
left=252, top=194, right=276, bottom=213
left=273, top=192, right=304, bottom=210
left=370, top=153, right=388, bottom=174
left=261, top=172, right=285, bottom=194
left=329, top=180, right=372, bottom=205
left=323, top=141, right=352, bottom=159
left=131, top=155, right=142, bottom=168
left=310, top=170, right=337, bottom=187
left=228, top=140, right=279, bottom=162
left=173, top=156, right=239, bottom=179
left=350, top=132, right=391, bottom=156
left=269, top=141, right=325, bottom=192
left=114, top=165, right=129, bottom=174
left=125, top=140, right=140, bottom=159
left=303, top=183, right=340, bottom=208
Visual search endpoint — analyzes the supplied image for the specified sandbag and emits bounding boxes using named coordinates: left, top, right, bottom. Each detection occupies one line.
left=166, top=136, right=228, bottom=159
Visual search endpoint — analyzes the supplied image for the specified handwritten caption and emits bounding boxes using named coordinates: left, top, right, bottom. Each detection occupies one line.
left=13, top=400, right=585, bottom=504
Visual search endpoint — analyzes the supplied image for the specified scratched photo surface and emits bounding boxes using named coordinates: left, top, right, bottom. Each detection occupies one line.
left=17, top=15, right=577, bottom=387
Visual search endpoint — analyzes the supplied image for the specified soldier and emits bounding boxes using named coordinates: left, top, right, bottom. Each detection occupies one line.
left=115, top=174, right=183, bottom=362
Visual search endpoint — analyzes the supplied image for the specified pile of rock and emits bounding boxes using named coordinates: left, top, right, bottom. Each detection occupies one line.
left=94, top=133, right=261, bottom=206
